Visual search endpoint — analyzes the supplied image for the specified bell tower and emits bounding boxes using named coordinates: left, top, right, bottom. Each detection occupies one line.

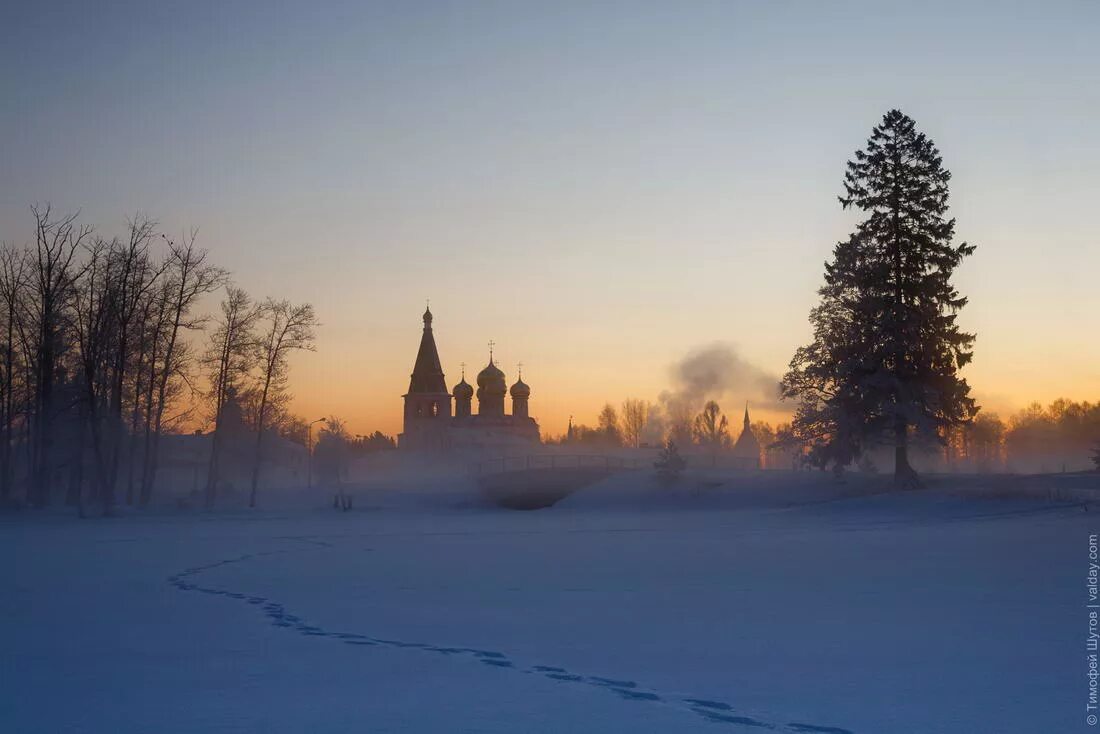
left=510, top=364, right=530, bottom=419
left=452, top=363, right=473, bottom=418
left=475, top=341, right=507, bottom=418
left=398, top=305, right=453, bottom=449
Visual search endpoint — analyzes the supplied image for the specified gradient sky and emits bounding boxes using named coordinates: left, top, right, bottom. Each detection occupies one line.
left=2, top=1, right=1098, bottom=437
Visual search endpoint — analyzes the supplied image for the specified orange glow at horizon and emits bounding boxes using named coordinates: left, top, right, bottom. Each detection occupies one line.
left=280, top=300, right=1099, bottom=442
left=3, top=2, right=1098, bottom=448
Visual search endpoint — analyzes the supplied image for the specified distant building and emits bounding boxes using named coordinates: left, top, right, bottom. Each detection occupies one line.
left=732, top=404, right=762, bottom=469
left=157, top=388, right=308, bottom=495
left=399, top=306, right=540, bottom=451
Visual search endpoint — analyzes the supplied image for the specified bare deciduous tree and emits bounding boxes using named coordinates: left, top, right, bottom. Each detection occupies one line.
left=248, top=299, right=318, bottom=508
left=693, top=400, right=729, bottom=449
left=202, top=287, right=261, bottom=509
left=99, top=216, right=162, bottom=513
left=666, top=399, right=694, bottom=447
left=138, top=233, right=225, bottom=507
left=597, top=403, right=622, bottom=447
left=3, top=206, right=317, bottom=514
left=72, top=237, right=115, bottom=515
left=28, top=205, right=90, bottom=507
left=0, top=247, right=29, bottom=501
left=620, top=398, right=649, bottom=449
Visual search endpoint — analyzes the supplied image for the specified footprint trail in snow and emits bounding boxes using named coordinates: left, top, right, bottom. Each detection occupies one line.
left=168, top=547, right=855, bottom=734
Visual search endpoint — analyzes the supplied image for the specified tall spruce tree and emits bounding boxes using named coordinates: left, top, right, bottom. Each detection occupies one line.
left=781, top=110, right=977, bottom=484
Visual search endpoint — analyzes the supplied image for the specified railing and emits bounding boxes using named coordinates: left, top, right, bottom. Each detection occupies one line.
left=472, top=454, right=647, bottom=476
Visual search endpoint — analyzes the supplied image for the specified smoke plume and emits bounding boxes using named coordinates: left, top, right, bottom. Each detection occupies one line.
left=642, top=343, right=783, bottom=443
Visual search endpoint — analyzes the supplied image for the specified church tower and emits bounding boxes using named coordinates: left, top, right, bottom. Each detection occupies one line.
left=453, top=365, right=473, bottom=418
left=476, top=344, right=507, bottom=418
left=510, top=367, right=530, bottom=419
left=399, top=306, right=453, bottom=449
left=395, top=306, right=541, bottom=451
left=732, top=402, right=762, bottom=469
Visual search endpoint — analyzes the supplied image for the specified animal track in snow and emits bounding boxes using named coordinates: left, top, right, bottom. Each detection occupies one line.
left=168, top=546, right=856, bottom=733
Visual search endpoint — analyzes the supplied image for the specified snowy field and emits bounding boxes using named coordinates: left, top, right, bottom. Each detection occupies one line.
left=1, top=470, right=1095, bottom=733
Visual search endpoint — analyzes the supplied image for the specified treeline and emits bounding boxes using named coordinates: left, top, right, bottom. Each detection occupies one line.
left=0, top=206, right=319, bottom=515
left=547, top=399, right=800, bottom=469
left=943, top=399, right=1100, bottom=473
left=554, top=397, right=1100, bottom=475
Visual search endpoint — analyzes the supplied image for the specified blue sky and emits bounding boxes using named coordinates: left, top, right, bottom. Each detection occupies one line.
left=2, top=1, right=1098, bottom=434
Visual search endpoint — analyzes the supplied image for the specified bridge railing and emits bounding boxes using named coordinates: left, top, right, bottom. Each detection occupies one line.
left=472, top=454, right=647, bottom=476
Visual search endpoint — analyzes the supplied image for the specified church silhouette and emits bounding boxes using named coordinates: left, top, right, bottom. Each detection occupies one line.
left=399, top=306, right=540, bottom=451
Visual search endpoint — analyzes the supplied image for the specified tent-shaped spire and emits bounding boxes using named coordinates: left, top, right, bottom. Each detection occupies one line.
left=733, top=402, right=761, bottom=459
left=407, top=306, right=448, bottom=394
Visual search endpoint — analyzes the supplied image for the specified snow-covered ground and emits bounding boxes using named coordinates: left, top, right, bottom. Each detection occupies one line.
left=1, top=470, right=1094, bottom=733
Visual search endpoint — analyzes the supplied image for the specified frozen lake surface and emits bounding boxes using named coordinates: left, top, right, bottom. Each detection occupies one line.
left=1, top=471, right=1092, bottom=733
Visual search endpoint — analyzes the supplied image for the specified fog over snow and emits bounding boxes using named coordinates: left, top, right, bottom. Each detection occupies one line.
left=2, top=470, right=1088, bottom=733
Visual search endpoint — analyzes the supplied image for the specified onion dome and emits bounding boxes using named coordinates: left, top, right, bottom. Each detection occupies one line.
left=476, top=359, right=504, bottom=394
left=510, top=377, right=530, bottom=399
left=476, top=341, right=507, bottom=399
left=453, top=376, right=474, bottom=400
left=477, top=360, right=506, bottom=394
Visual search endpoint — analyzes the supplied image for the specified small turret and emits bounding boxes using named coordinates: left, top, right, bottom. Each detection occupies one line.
left=510, top=364, right=530, bottom=419
left=453, top=364, right=474, bottom=418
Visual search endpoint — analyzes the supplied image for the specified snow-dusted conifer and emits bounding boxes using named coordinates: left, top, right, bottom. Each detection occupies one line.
left=654, top=439, right=687, bottom=484
left=781, top=110, right=977, bottom=484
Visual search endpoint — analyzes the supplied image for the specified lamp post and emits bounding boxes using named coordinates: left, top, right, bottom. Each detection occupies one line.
left=307, top=417, right=327, bottom=488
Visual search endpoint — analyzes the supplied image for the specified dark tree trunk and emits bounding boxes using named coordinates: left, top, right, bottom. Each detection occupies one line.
left=139, top=429, right=162, bottom=508
left=249, top=429, right=264, bottom=509
left=894, top=419, right=917, bottom=486
left=204, top=333, right=233, bottom=510
left=31, top=314, right=55, bottom=508
left=65, top=408, right=86, bottom=507
left=248, top=376, right=273, bottom=509
left=204, top=425, right=222, bottom=510
left=137, top=337, right=158, bottom=507
left=0, top=313, right=12, bottom=502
